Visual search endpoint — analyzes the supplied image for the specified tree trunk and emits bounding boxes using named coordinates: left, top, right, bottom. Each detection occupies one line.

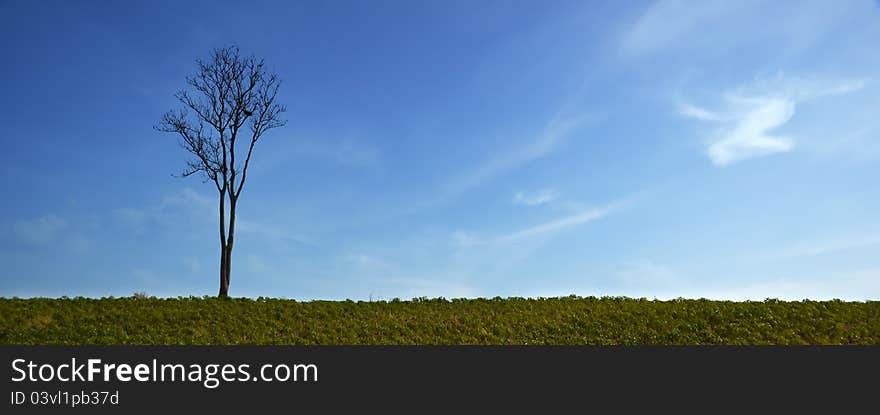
left=218, top=249, right=229, bottom=297
left=218, top=189, right=229, bottom=298
left=225, top=197, right=237, bottom=295
left=223, top=246, right=232, bottom=293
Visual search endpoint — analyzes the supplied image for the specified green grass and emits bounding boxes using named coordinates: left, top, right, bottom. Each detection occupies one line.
left=1, top=296, right=878, bottom=345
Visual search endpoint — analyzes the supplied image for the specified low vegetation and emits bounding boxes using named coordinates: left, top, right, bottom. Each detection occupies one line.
left=1, top=296, right=877, bottom=345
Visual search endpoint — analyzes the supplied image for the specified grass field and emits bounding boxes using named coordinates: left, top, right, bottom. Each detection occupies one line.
left=2, top=296, right=878, bottom=345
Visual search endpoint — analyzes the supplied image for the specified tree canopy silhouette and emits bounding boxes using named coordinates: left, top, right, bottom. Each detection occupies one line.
left=157, top=46, right=286, bottom=297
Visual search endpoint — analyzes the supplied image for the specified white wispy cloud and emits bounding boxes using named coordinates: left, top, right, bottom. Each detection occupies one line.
left=705, top=97, right=796, bottom=166
left=297, top=138, right=381, bottom=167
left=619, top=0, right=870, bottom=58
left=497, top=206, right=612, bottom=243
left=679, top=74, right=869, bottom=166
left=676, top=101, right=725, bottom=122
left=513, top=189, right=558, bottom=206
left=13, top=214, right=68, bottom=245
left=114, top=187, right=216, bottom=233
left=454, top=201, right=621, bottom=248
left=257, top=137, right=381, bottom=174
left=740, top=73, right=870, bottom=102
left=452, top=231, right=482, bottom=247
left=773, top=234, right=880, bottom=259
left=449, top=113, right=594, bottom=196
left=113, top=187, right=312, bottom=246
left=160, top=187, right=215, bottom=211
left=802, top=127, right=880, bottom=162
left=236, top=219, right=312, bottom=245
left=343, top=253, right=391, bottom=272
left=452, top=192, right=645, bottom=248
left=620, top=0, right=739, bottom=57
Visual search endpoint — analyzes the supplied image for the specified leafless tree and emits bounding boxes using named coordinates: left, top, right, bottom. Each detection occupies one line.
left=157, top=46, right=286, bottom=297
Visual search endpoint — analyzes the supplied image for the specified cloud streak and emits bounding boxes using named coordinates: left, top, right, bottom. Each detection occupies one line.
left=291, top=138, right=381, bottom=167
left=449, top=113, right=594, bottom=196
left=704, top=97, right=796, bottom=166
left=679, top=74, right=869, bottom=166
left=497, top=206, right=612, bottom=243
left=620, top=0, right=739, bottom=57
left=113, top=188, right=215, bottom=233
left=620, top=0, right=872, bottom=59
left=513, top=189, right=557, bottom=206
left=455, top=200, right=622, bottom=247
left=774, top=234, right=880, bottom=259
left=13, top=214, right=68, bottom=245
left=676, top=102, right=725, bottom=122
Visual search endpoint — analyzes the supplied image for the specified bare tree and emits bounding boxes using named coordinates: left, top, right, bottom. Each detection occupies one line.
left=157, top=46, right=286, bottom=297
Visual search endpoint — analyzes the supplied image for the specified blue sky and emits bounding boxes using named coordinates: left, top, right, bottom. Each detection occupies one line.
left=1, top=0, right=879, bottom=300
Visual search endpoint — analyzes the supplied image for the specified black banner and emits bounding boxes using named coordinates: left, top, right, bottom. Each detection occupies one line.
left=2, top=346, right=876, bottom=412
